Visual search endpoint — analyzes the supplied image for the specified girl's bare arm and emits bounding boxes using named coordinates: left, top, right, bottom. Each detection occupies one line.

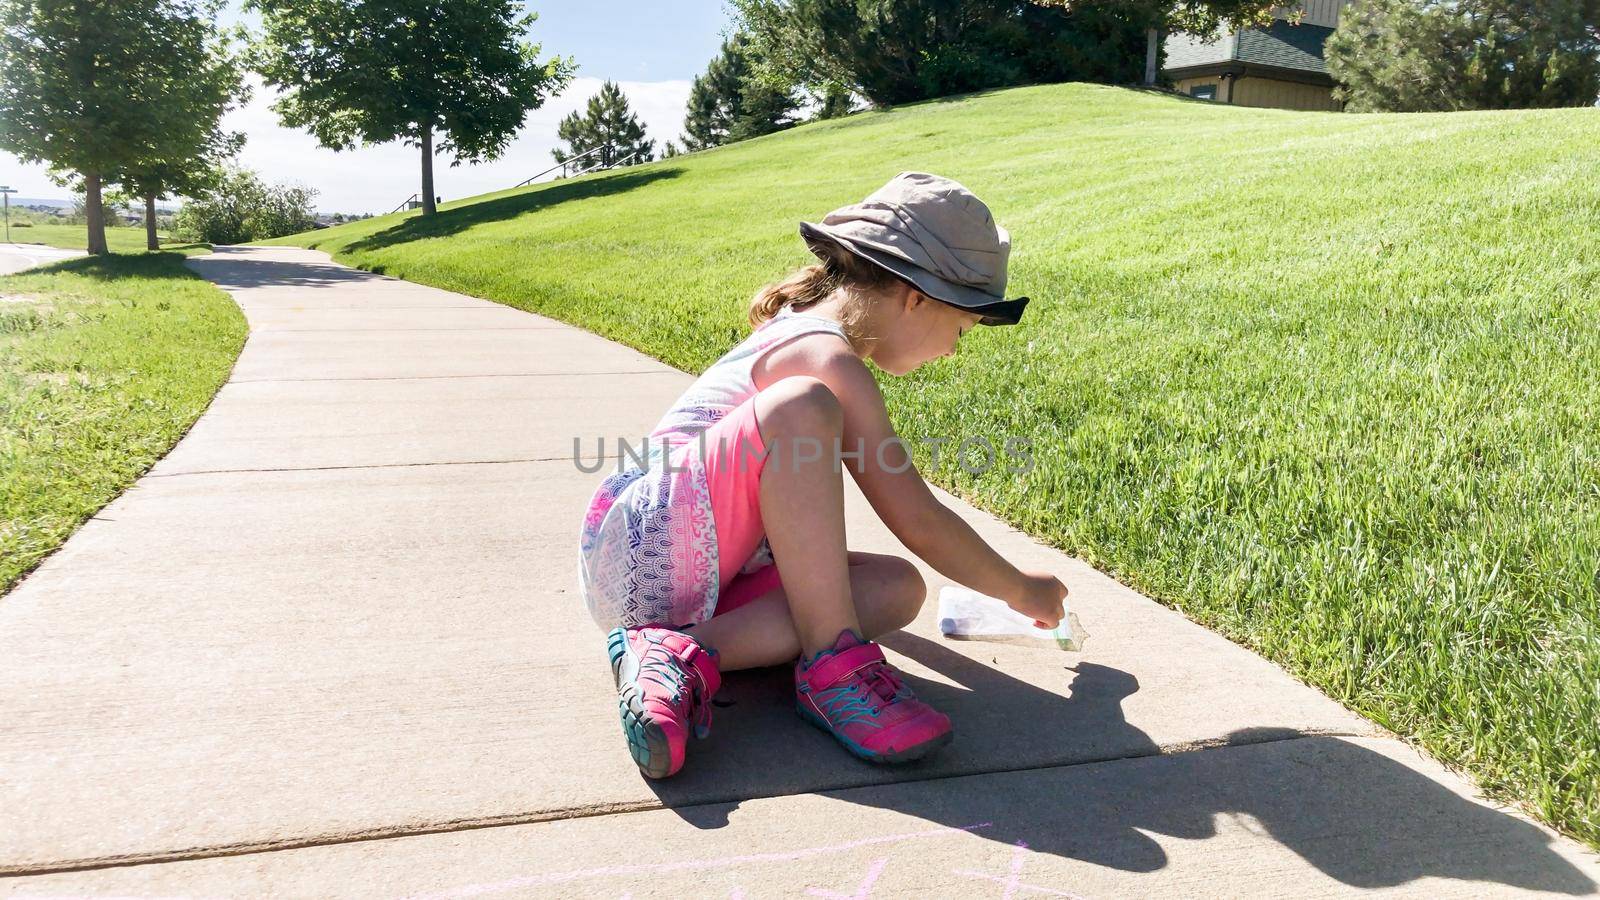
left=758, top=338, right=1063, bottom=622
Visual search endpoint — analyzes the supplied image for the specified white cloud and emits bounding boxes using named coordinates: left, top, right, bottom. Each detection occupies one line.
left=1, top=75, right=692, bottom=214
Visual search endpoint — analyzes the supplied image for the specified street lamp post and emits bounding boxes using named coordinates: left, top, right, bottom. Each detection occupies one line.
left=0, top=187, right=14, bottom=243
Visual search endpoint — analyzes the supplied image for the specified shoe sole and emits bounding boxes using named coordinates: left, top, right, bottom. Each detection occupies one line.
left=607, top=627, right=674, bottom=780
left=796, top=701, right=954, bottom=765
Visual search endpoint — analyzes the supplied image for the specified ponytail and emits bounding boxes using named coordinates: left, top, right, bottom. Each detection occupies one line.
left=748, top=264, right=838, bottom=326
left=748, top=237, right=903, bottom=353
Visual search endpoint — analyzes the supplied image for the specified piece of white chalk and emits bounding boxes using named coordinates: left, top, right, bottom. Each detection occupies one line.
left=936, top=585, right=1088, bottom=651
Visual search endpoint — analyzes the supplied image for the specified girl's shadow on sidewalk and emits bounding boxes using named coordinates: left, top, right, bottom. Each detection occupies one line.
left=645, top=632, right=1593, bottom=894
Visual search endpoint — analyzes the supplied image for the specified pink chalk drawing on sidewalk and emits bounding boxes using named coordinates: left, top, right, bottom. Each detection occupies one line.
left=399, top=822, right=992, bottom=899
left=806, top=857, right=890, bottom=898
left=954, top=841, right=1090, bottom=899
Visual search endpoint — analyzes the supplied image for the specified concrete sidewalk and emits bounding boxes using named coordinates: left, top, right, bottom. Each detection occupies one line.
left=1, top=246, right=1594, bottom=897
left=0, top=242, right=85, bottom=275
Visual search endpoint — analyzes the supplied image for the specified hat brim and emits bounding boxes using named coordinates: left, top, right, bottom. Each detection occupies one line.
left=799, top=222, right=1029, bottom=327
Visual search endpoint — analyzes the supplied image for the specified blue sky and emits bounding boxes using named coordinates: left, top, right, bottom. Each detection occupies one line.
left=2, top=1, right=734, bottom=213
left=526, top=0, right=732, bottom=81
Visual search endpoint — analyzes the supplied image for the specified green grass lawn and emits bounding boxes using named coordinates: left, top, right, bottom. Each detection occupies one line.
left=270, top=82, right=1600, bottom=845
left=4, top=221, right=202, bottom=254
left=1, top=251, right=246, bottom=593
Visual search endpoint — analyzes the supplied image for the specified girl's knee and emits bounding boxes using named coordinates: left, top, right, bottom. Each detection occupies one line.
left=886, top=557, right=927, bottom=629
left=760, top=376, right=842, bottom=435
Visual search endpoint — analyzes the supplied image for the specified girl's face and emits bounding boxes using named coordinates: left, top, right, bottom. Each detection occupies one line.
left=869, top=284, right=984, bottom=375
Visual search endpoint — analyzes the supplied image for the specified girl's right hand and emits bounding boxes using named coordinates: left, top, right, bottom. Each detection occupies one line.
left=1010, top=571, right=1068, bottom=629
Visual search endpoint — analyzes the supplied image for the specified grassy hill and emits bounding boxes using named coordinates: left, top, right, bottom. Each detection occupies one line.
left=270, top=83, right=1600, bottom=845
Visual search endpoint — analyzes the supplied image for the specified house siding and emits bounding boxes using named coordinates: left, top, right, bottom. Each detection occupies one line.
left=1175, top=76, right=1230, bottom=102
left=1232, top=76, right=1342, bottom=110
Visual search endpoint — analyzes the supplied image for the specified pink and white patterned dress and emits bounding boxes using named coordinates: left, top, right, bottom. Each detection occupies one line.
left=577, top=307, right=852, bottom=630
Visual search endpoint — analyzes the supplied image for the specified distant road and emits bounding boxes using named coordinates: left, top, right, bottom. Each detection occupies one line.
left=0, top=242, right=85, bottom=275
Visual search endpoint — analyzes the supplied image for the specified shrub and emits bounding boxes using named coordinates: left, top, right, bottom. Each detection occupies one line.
left=175, top=167, right=317, bottom=244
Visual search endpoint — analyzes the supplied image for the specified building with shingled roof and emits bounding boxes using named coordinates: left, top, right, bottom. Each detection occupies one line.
left=1163, top=0, right=1352, bottom=111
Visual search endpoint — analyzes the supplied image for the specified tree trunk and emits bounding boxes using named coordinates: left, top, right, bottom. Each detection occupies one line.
left=145, top=193, right=159, bottom=251
left=1144, top=28, right=1160, bottom=86
left=419, top=122, right=437, bottom=216
left=84, top=172, right=108, bottom=256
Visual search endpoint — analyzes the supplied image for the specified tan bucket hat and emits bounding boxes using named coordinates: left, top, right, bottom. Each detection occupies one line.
left=799, top=172, right=1029, bottom=326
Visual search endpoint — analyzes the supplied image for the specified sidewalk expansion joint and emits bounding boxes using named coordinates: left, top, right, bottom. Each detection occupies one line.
left=238, top=305, right=495, bottom=311
left=229, top=369, right=668, bottom=384
left=0, top=728, right=1371, bottom=878
left=146, top=454, right=628, bottom=478
left=253, top=327, right=570, bottom=333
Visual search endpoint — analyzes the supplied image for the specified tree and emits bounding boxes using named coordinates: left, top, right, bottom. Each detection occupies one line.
left=729, top=0, right=1135, bottom=105
left=0, top=0, right=217, bottom=254
left=552, top=81, right=656, bottom=170
left=1326, top=0, right=1600, bottom=111
left=682, top=33, right=800, bottom=151
left=815, top=83, right=858, bottom=119
left=173, top=166, right=317, bottom=245
left=731, top=0, right=1283, bottom=106
left=114, top=0, right=246, bottom=251
left=1032, top=0, right=1281, bottom=37
left=248, top=0, right=573, bottom=217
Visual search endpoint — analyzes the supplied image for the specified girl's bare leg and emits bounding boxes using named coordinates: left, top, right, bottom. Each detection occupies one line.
left=690, top=551, right=926, bottom=671
left=688, top=376, right=911, bottom=662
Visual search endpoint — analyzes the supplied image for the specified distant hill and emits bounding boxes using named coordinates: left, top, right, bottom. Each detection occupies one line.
left=6, top=197, right=73, bottom=210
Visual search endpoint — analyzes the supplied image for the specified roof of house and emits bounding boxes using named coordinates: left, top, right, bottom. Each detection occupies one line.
left=1238, top=20, right=1336, bottom=73
left=1164, top=20, right=1337, bottom=78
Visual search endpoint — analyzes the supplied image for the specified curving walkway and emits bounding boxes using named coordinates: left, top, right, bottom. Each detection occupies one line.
left=0, top=242, right=85, bottom=275
left=1, top=246, right=1595, bottom=896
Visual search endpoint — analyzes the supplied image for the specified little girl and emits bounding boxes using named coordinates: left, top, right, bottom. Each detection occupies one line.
left=577, top=172, right=1068, bottom=779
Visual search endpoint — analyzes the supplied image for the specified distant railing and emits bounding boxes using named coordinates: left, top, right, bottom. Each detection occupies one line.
left=516, top=144, right=613, bottom=188
left=386, top=145, right=640, bottom=214
left=387, top=193, right=420, bottom=215
left=568, top=149, right=644, bottom=178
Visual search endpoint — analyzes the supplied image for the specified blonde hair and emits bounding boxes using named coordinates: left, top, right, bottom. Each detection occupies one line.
left=748, top=238, right=905, bottom=354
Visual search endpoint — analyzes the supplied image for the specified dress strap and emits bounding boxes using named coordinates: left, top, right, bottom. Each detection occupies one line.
left=767, top=307, right=849, bottom=339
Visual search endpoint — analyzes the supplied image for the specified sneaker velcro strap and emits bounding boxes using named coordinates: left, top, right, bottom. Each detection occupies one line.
left=805, top=642, right=886, bottom=691
left=674, top=639, right=722, bottom=696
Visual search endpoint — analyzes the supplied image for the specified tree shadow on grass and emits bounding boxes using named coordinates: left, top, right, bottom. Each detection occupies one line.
left=160, top=242, right=213, bottom=255
left=23, top=251, right=197, bottom=281
left=643, top=631, right=1593, bottom=894
left=923, top=85, right=1019, bottom=105
left=336, top=167, right=685, bottom=255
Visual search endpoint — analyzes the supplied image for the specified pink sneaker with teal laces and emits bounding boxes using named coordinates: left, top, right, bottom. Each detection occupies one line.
left=795, top=629, right=953, bottom=764
left=606, top=625, right=722, bottom=779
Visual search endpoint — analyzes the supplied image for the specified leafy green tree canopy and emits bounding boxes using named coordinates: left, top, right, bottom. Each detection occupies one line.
left=0, top=0, right=239, bottom=254
left=1032, top=0, right=1281, bottom=36
left=247, top=0, right=574, bottom=216
left=118, top=0, right=247, bottom=250
left=552, top=81, right=656, bottom=170
left=1326, top=0, right=1600, bottom=111
left=682, top=33, right=800, bottom=151
left=730, top=0, right=1136, bottom=106
left=731, top=0, right=1285, bottom=106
